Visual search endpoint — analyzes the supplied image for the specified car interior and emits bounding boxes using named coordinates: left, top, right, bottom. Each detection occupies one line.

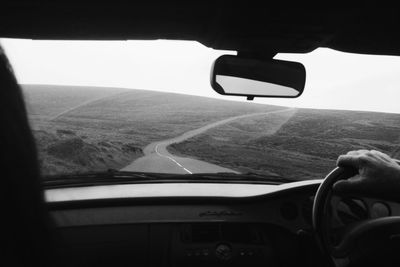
left=2, top=3, right=400, bottom=267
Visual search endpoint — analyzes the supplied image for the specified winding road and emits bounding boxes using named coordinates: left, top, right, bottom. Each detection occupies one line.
left=121, top=108, right=294, bottom=174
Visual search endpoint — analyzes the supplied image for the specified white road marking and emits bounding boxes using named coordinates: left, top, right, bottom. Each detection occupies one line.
left=155, top=144, right=193, bottom=174
left=183, top=168, right=193, bottom=174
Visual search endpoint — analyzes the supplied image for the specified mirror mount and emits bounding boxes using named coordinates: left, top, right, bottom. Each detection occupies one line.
left=237, top=50, right=277, bottom=60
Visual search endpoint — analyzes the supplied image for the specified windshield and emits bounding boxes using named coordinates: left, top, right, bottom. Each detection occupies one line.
left=2, top=39, right=400, bottom=182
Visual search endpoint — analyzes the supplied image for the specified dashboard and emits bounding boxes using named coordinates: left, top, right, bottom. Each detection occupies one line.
left=46, top=180, right=400, bottom=267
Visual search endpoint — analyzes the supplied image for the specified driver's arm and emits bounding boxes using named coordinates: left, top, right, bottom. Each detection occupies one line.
left=333, top=150, right=400, bottom=201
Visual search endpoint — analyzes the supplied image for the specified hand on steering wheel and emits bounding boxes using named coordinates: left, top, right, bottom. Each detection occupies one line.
left=334, top=150, right=400, bottom=201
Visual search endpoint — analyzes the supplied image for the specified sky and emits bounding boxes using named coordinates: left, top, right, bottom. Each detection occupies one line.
left=1, top=38, right=400, bottom=113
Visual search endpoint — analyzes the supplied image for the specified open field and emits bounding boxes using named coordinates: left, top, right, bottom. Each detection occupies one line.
left=24, top=84, right=400, bottom=179
left=23, top=84, right=283, bottom=175
left=169, top=109, right=400, bottom=180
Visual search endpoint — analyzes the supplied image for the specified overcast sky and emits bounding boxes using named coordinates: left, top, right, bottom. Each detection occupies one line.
left=2, top=38, right=400, bottom=113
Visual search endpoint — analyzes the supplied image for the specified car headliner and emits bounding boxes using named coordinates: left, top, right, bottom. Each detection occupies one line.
left=1, top=3, right=400, bottom=57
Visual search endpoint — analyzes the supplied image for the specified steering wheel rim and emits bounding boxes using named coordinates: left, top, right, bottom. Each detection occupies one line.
left=313, top=166, right=400, bottom=266
left=312, top=167, right=358, bottom=259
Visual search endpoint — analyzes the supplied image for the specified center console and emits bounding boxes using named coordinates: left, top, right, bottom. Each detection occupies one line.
left=171, top=223, right=277, bottom=267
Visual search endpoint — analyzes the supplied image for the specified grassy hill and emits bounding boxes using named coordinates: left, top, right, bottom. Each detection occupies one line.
left=24, top=84, right=400, bottom=179
left=169, top=108, right=400, bottom=180
left=23, top=84, right=283, bottom=175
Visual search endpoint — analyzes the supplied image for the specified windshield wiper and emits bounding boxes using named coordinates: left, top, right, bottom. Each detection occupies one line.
left=242, top=172, right=297, bottom=183
left=43, top=170, right=178, bottom=188
left=184, top=172, right=295, bottom=184
left=43, top=170, right=295, bottom=188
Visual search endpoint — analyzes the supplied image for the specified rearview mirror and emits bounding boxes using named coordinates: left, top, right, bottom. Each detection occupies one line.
left=211, top=55, right=306, bottom=100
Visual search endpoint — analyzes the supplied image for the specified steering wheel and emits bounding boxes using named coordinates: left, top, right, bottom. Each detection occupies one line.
left=312, top=167, right=400, bottom=267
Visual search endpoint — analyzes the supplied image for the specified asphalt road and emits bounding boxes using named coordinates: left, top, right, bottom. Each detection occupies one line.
left=121, top=108, right=294, bottom=174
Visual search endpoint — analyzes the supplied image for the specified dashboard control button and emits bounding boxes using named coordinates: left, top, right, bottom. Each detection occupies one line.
left=215, top=243, right=232, bottom=261
left=202, top=249, right=209, bottom=256
left=371, top=202, right=390, bottom=218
